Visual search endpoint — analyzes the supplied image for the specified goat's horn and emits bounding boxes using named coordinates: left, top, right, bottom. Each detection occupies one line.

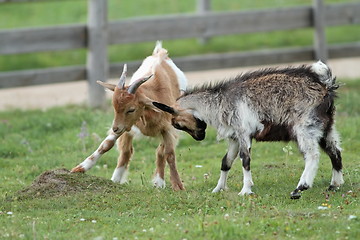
left=117, top=64, right=127, bottom=89
left=127, top=74, right=153, bottom=94
left=152, top=102, right=178, bottom=115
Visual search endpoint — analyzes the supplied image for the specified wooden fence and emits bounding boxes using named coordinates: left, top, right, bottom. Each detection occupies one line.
left=0, top=0, right=359, bottom=107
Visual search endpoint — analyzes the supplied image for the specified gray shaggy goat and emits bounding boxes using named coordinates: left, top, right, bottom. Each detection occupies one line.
left=153, top=61, right=343, bottom=199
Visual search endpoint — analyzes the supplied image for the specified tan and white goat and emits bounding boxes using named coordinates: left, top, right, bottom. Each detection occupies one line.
left=71, top=42, right=187, bottom=190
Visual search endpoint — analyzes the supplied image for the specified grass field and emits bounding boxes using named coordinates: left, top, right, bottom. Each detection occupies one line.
left=0, top=77, right=359, bottom=239
left=0, top=0, right=359, bottom=72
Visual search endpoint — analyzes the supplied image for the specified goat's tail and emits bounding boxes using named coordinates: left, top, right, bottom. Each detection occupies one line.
left=152, top=41, right=168, bottom=61
left=311, top=61, right=338, bottom=89
left=150, top=41, right=169, bottom=74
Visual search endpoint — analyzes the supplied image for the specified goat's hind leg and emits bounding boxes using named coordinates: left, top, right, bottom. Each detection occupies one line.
left=291, top=127, right=321, bottom=199
left=111, top=132, right=133, bottom=183
left=319, top=126, right=344, bottom=191
left=212, top=138, right=239, bottom=193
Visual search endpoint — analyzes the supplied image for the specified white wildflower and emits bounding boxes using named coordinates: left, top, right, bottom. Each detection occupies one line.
left=317, top=206, right=328, bottom=210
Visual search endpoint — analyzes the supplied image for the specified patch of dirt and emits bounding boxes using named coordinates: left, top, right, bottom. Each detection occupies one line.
left=1, top=57, right=359, bottom=110
left=14, top=168, right=120, bottom=200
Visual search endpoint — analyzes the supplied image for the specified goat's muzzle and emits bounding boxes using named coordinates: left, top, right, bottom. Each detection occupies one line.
left=112, top=126, right=126, bottom=136
left=172, top=117, right=207, bottom=141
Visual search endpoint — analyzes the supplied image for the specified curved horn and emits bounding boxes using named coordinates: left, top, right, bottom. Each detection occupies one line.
left=152, top=102, right=179, bottom=115
left=127, top=74, right=153, bottom=94
left=117, top=64, right=127, bottom=89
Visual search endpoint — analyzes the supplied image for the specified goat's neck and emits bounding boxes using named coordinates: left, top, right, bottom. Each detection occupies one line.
left=180, top=93, right=221, bottom=126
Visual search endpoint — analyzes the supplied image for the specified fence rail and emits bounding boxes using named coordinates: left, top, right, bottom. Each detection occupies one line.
left=0, top=0, right=360, bottom=107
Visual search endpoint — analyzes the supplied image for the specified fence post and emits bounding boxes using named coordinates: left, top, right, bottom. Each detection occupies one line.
left=313, top=0, right=328, bottom=62
left=87, top=0, right=108, bottom=108
left=197, top=0, right=211, bottom=44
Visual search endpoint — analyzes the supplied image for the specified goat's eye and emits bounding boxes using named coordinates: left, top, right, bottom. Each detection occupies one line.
left=126, top=108, right=136, bottom=114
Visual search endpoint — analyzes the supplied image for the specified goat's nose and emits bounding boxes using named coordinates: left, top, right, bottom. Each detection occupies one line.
left=112, top=127, right=119, bottom=133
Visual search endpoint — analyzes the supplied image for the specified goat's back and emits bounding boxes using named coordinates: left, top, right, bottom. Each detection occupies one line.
left=233, top=64, right=336, bottom=124
left=132, top=42, right=186, bottom=106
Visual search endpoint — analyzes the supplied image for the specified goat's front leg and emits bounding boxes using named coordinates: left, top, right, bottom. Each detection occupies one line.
left=238, top=147, right=254, bottom=196
left=212, top=138, right=239, bottom=193
left=153, top=143, right=166, bottom=188
left=161, top=131, right=184, bottom=191
left=111, top=133, right=133, bottom=183
left=71, top=132, right=119, bottom=172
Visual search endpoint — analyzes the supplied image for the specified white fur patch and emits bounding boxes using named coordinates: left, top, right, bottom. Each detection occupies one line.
left=130, top=43, right=187, bottom=92
left=129, top=125, right=144, bottom=139
left=212, top=170, right=229, bottom=193
left=165, top=59, right=188, bottom=91
left=153, top=41, right=163, bottom=54
left=130, top=56, right=156, bottom=84
left=111, top=166, right=128, bottom=184
left=327, top=126, right=342, bottom=151
left=81, top=158, right=96, bottom=171
left=152, top=173, right=166, bottom=188
left=238, top=101, right=262, bottom=134
left=297, top=155, right=319, bottom=188
left=217, top=125, right=235, bottom=141
left=311, top=60, right=332, bottom=86
left=311, top=60, right=328, bottom=76
left=331, top=170, right=344, bottom=186
left=237, top=101, right=263, bottom=148
left=239, top=168, right=254, bottom=195
left=293, top=124, right=321, bottom=188
left=105, top=133, right=118, bottom=141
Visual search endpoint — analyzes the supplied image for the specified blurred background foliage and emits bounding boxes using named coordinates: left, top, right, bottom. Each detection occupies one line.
left=0, top=0, right=359, bottom=72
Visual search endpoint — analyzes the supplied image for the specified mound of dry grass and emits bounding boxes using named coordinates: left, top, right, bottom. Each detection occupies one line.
left=14, top=168, right=120, bottom=200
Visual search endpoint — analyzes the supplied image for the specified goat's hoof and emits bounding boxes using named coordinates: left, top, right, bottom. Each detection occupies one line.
left=173, top=184, right=185, bottom=191
left=172, top=183, right=185, bottom=191
left=153, top=176, right=166, bottom=189
left=327, top=185, right=340, bottom=192
left=290, top=189, right=302, bottom=199
left=238, top=190, right=254, bottom=196
left=70, top=166, right=85, bottom=173
left=212, top=186, right=227, bottom=193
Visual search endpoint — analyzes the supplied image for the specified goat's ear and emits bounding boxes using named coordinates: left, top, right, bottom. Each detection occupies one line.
left=97, top=80, right=116, bottom=91
left=137, top=96, right=161, bottom=113
left=152, top=102, right=178, bottom=115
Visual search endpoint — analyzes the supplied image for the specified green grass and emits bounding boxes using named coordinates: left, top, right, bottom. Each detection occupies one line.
left=0, top=78, right=359, bottom=239
left=0, top=0, right=359, bottom=72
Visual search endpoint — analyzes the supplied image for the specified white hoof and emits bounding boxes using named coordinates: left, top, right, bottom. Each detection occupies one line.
left=331, top=170, right=344, bottom=186
left=238, top=188, right=254, bottom=196
left=212, top=185, right=227, bottom=193
left=111, top=167, right=128, bottom=184
left=152, top=174, right=166, bottom=188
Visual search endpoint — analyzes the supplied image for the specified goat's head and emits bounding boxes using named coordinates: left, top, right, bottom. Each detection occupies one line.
left=97, top=64, right=152, bottom=135
left=152, top=102, right=207, bottom=141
